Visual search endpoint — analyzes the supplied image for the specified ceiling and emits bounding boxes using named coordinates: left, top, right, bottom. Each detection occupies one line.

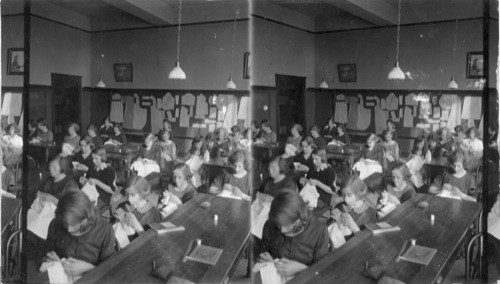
left=4, top=0, right=497, bottom=32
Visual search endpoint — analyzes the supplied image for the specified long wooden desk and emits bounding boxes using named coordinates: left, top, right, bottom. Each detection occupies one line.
left=77, top=193, right=250, bottom=283
left=289, top=194, right=482, bottom=284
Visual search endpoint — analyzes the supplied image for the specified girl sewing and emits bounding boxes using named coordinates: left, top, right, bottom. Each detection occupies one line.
left=72, top=136, right=95, bottom=172
left=209, top=150, right=251, bottom=201
left=293, top=137, right=315, bottom=172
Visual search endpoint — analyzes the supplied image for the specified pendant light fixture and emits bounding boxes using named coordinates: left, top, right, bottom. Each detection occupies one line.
left=96, top=30, right=105, bottom=88
left=388, top=0, right=405, bottom=81
left=226, top=9, right=239, bottom=90
left=319, top=32, right=329, bottom=89
left=168, top=0, right=186, bottom=80
left=447, top=5, right=459, bottom=89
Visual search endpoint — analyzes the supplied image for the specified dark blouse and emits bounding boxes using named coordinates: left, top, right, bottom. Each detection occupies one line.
left=361, top=144, right=384, bottom=166
left=433, top=171, right=476, bottom=197
left=117, top=201, right=161, bottom=241
left=99, top=125, right=114, bottom=141
left=38, top=175, right=78, bottom=200
left=72, top=152, right=94, bottom=170
left=259, top=131, right=277, bottom=145
left=387, top=183, right=416, bottom=203
left=323, top=126, right=337, bottom=143
left=314, top=136, right=327, bottom=149
left=168, top=183, right=197, bottom=204
left=336, top=133, right=351, bottom=145
left=261, top=176, right=298, bottom=197
left=45, top=218, right=115, bottom=266
left=306, top=165, right=336, bottom=209
left=293, top=153, right=314, bottom=171
left=262, top=216, right=330, bottom=266
left=85, top=165, right=116, bottom=205
left=111, top=132, right=127, bottom=144
left=212, top=170, right=251, bottom=196
left=28, top=129, right=38, bottom=141
left=91, top=135, right=104, bottom=148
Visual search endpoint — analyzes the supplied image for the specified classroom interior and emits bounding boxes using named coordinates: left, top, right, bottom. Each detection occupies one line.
left=1, top=0, right=499, bottom=283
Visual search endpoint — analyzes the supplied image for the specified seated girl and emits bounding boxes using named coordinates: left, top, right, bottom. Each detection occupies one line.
left=79, top=146, right=116, bottom=214
left=38, top=155, right=79, bottom=205
left=107, top=123, right=127, bottom=145
left=256, top=120, right=277, bottom=145
left=2, top=123, right=23, bottom=148
left=159, top=163, right=198, bottom=218
left=292, top=137, right=315, bottom=172
left=215, top=127, right=232, bottom=156
left=461, top=127, right=483, bottom=170
left=453, top=125, right=466, bottom=145
left=28, top=120, right=39, bottom=143
left=428, top=150, right=476, bottom=202
left=428, top=132, right=441, bottom=160
left=209, top=150, right=250, bottom=201
left=99, top=117, right=114, bottom=142
left=299, top=148, right=337, bottom=217
left=385, top=162, right=416, bottom=204
left=72, top=136, right=95, bottom=172
left=328, top=124, right=351, bottom=146
left=438, top=127, right=455, bottom=156
left=381, top=129, right=400, bottom=170
left=63, top=123, right=81, bottom=154
left=41, top=191, right=115, bottom=278
left=261, top=156, right=298, bottom=198
left=36, top=119, right=54, bottom=144
left=310, top=125, right=326, bottom=149
left=323, top=117, right=337, bottom=144
left=113, top=175, right=160, bottom=242
left=332, top=174, right=377, bottom=234
left=130, top=133, right=161, bottom=177
left=287, top=124, right=303, bottom=151
left=158, top=130, right=177, bottom=166
left=86, top=124, right=103, bottom=148
left=260, top=190, right=330, bottom=278
left=352, top=134, right=384, bottom=180
left=406, top=136, right=431, bottom=189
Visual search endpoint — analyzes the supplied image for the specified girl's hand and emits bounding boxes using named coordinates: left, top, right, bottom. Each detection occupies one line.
left=88, top=178, right=96, bottom=186
left=61, top=257, right=95, bottom=277
left=299, top=177, right=307, bottom=186
left=308, top=179, right=318, bottom=186
left=275, top=258, right=308, bottom=277
left=259, top=252, right=274, bottom=263
left=451, top=186, right=465, bottom=198
left=79, top=176, right=87, bottom=185
left=232, top=186, right=243, bottom=197
left=46, top=251, right=60, bottom=262
left=222, top=184, right=233, bottom=192
left=124, top=213, right=143, bottom=232
left=340, top=213, right=360, bottom=232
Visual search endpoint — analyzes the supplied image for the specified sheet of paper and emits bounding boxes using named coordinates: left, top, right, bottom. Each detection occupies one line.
left=179, top=107, right=190, bottom=127
left=403, top=107, right=413, bottom=127
left=48, top=262, right=73, bottom=284
left=195, top=94, right=209, bottom=116
left=182, top=93, right=196, bottom=105
left=209, top=106, right=217, bottom=119
left=260, top=262, right=282, bottom=284
left=433, top=107, right=440, bottom=119
left=175, top=108, right=179, bottom=118
left=441, top=110, right=450, bottom=121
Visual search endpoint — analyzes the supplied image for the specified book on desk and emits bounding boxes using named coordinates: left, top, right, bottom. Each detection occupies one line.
left=399, top=244, right=437, bottom=266
left=150, top=221, right=185, bottom=234
left=186, top=244, right=223, bottom=266
left=365, top=222, right=401, bottom=234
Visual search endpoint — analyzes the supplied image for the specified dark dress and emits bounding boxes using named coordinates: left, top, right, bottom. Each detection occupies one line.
left=212, top=170, right=251, bottom=196
left=85, top=165, right=116, bottom=205
left=91, top=135, right=104, bottom=148
left=305, top=165, right=336, bottom=209
left=99, top=125, right=114, bottom=141
left=262, top=216, right=330, bottom=266
left=38, top=175, right=78, bottom=201
left=323, top=126, right=337, bottom=143
left=293, top=153, right=314, bottom=171
left=261, top=176, right=298, bottom=197
left=361, top=143, right=384, bottom=166
left=314, top=136, right=327, bottom=149
left=72, top=152, right=94, bottom=170
left=44, top=218, right=115, bottom=267
left=433, top=171, right=476, bottom=198
left=387, top=183, right=416, bottom=203
left=168, top=183, right=197, bottom=204
left=336, top=133, right=351, bottom=145
left=139, top=144, right=162, bottom=166
left=111, top=132, right=127, bottom=144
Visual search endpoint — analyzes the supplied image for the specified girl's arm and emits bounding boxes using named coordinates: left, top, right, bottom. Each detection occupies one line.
left=172, top=144, right=178, bottom=161
left=309, top=179, right=334, bottom=195
left=91, top=178, right=115, bottom=194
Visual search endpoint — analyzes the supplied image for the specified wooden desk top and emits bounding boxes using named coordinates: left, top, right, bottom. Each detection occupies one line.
left=289, top=194, right=482, bottom=284
left=104, top=143, right=141, bottom=154
left=2, top=197, right=21, bottom=235
left=326, top=144, right=362, bottom=155
left=77, top=194, right=250, bottom=284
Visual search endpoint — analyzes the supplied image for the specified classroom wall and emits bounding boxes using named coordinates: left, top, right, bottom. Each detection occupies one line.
left=314, top=20, right=492, bottom=90
left=251, top=17, right=316, bottom=87
left=89, top=20, right=250, bottom=90
left=2, top=16, right=24, bottom=87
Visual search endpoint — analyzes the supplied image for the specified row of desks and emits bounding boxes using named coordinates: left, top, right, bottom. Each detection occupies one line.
left=289, top=193, right=482, bottom=284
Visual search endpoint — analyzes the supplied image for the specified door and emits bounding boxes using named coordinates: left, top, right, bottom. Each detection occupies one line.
left=275, top=74, right=306, bottom=143
left=51, top=73, right=82, bottom=142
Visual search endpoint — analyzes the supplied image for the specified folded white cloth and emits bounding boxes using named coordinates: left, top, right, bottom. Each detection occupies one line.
left=27, top=197, right=57, bottom=239
left=130, top=160, right=160, bottom=177
left=46, top=261, right=77, bottom=284
left=185, top=155, right=203, bottom=173
left=352, top=159, right=382, bottom=180
left=253, top=262, right=291, bottom=284
left=251, top=198, right=271, bottom=239
left=406, top=156, right=425, bottom=188
left=112, top=222, right=135, bottom=248
left=300, top=183, right=320, bottom=208
left=81, top=183, right=99, bottom=206
left=327, top=222, right=347, bottom=249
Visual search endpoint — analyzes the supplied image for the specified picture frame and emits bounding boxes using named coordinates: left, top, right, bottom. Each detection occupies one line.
left=7, top=48, right=24, bottom=75
left=114, top=63, right=133, bottom=82
left=338, top=64, right=356, bottom=82
left=243, top=52, right=251, bottom=79
left=466, top=52, right=483, bottom=79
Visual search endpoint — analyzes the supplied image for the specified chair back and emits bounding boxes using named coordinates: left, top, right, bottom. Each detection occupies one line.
left=200, top=164, right=233, bottom=191
left=423, top=163, right=453, bottom=185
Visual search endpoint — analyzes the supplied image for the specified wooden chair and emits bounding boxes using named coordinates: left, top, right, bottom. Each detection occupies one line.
left=423, top=163, right=452, bottom=185
left=199, top=164, right=233, bottom=193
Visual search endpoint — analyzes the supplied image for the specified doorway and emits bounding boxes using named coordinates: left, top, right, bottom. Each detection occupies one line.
left=51, top=73, right=82, bottom=142
left=275, top=74, right=306, bottom=142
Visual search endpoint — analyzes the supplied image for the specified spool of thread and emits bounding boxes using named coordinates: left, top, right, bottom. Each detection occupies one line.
left=196, top=239, right=202, bottom=246
left=214, top=214, right=219, bottom=223
left=411, top=239, right=416, bottom=246
left=430, top=214, right=435, bottom=222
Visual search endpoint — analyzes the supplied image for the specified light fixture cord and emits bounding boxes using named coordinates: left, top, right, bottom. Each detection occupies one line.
left=230, top=9, right=239, bottom=78
left=99, top=30, right=103, bottom=77
left=176, top=0, right=183, bottom=63
left=322, top=31, right=326, bottom=78
left=452, top=2, right=459, bottom=76
left=395, top=0, right=401, bottom=63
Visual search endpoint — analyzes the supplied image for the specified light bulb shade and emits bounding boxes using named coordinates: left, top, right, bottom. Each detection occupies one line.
left=319, top=79, right=329, bottom=89
left=226, top=77, right=236, bottom=89
left=447, top=77, right=458, bottom=89
left=388, top=62, right=405, bottom=80
left=96, top=78, right=105, bottom=88
left=168, top=61, right=186, bottom=80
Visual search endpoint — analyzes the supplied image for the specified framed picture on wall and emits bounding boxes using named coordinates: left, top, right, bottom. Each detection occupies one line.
left=7, top=48, right=24, bottom=75
left=114, top=63, right=133, bottom=82
left=466, top=52, right=483, bottom=78
left=338, top=64, right=356, bottom=82
left=243, top=52, right=251, bottom=79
